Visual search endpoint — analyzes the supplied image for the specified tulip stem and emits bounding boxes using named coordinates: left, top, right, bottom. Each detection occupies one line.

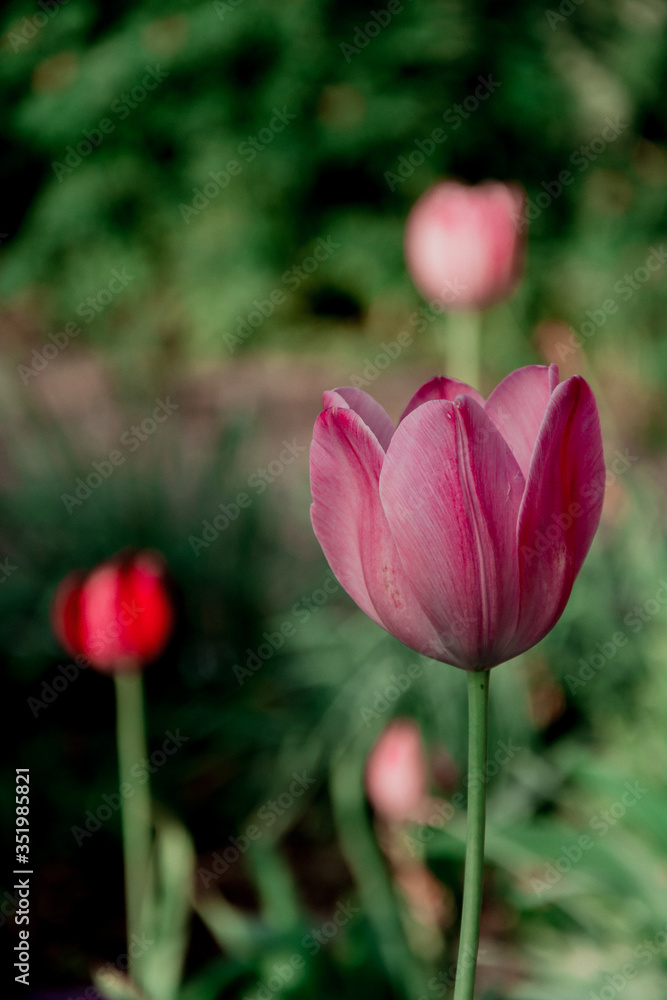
left=114, top=670, right=153, bottom=984
left=447, top=310, right=481, bottom=389
left=453, top=670, right=489, bottom=1000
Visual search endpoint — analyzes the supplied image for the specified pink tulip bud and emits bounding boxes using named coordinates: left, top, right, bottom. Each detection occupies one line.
left=404, top=180, right=525, bottom=309
left=365, top=719, right=428, bottom=822
left=310, top=366, right=605, bottom=670
left=51, top=550, right=174, bottom=673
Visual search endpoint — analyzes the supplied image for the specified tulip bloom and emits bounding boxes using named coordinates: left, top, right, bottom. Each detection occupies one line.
left=52, top=550, right=173, bottom=672
left=310, top=365, right=604, bottom=670
left=365, top=719, right=428, bottom=823
left=404, top=180, right=525, bottom=309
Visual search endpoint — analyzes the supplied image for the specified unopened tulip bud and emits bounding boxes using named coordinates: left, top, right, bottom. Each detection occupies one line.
left=51, top=550, right=173, bottom=673
left=310, top=366, right=604, bottom=670
left=365, top=719, right=428, bottom=822
left=404, top=180, right=525, bottom=310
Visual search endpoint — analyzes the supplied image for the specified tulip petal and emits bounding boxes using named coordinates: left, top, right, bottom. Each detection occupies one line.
left=310, top=406, right=457, bottom=661
left=482, top=184, right=526, bottom=306
left=120, top=554, right=173, bottom=664
left=485, top=364, right=560, bottom=480
left=399, top=376, right=485, bottom=424
left=380, top=396, right=524, bottom=668
left=79, top=562, right=128, bottom=669
left=404, top=181, right=525, bottom=309
left=51, top=571, right=86, bottom=659
left=323, top=387, right=395, bottom=451
left=510, top=376, right=605, bottom=656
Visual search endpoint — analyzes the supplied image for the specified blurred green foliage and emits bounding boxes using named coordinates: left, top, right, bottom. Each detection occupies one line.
left=1, top=0, right=666, bottom=375
left=1, top=0, right=667, bottom=998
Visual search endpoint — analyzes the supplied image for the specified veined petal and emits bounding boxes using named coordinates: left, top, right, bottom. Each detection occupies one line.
left=323, top=387, right=395, bottom=451
left=379, top=396, right=524, bottom=668
left=485, top=364, right=560, bottom=479
left=510, top=376, right=605, bottom=657
left=399, top=376, right=485, bottom=424
left=310, top=407, right=456, bottom=661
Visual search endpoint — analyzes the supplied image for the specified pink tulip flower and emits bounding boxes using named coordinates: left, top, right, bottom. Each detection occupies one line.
left=310, top=365, right=605, bottom=670
left=404, top=180, right=525, bottom=309
left=365, top=719, right=428, bottom=823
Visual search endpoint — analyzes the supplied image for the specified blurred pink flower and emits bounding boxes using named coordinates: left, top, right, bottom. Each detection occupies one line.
left=365, top=719, right=428, bottom=822
left=310, top=365, right=605, bottom=670
left=51, top=550, right=173, bottom=673
left=404, top=180, right=525, bottom=309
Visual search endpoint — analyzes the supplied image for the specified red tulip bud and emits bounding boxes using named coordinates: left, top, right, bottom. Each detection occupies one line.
left=51, top=550, right=173, bottom=673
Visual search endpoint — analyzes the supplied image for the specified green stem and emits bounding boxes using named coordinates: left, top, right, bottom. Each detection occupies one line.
left=446, top=310, right=482, bottom=389
left=453, top=670, right=490, bottom=1000
left=114, top=670, right=152, bottom=981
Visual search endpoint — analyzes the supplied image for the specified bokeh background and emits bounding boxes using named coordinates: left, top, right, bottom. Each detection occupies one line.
left=1, top=0, right=667, bottom=997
